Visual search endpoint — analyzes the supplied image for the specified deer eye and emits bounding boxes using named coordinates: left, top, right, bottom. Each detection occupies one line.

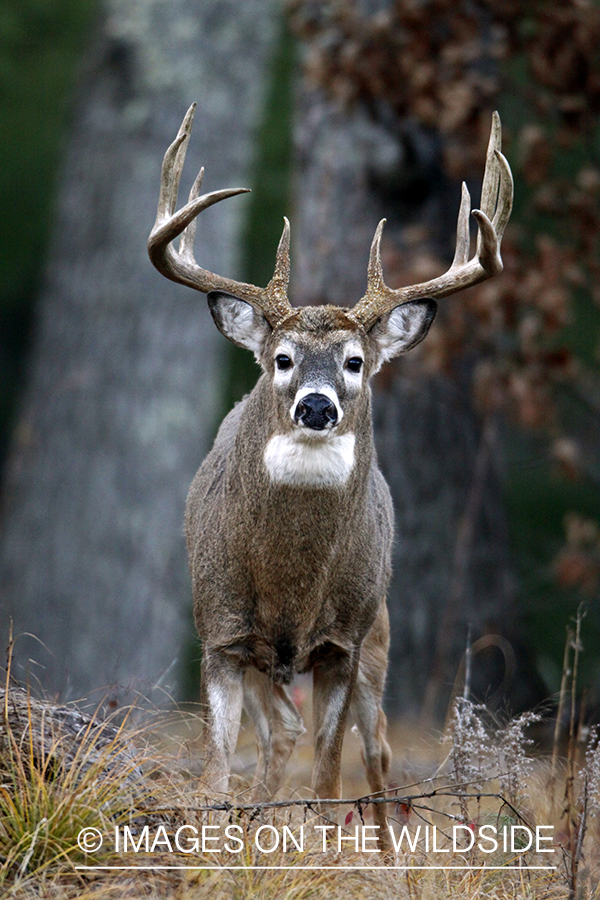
left=346, top=357, right=363, bottom=373
left=275, top=354, right=293, bottom=371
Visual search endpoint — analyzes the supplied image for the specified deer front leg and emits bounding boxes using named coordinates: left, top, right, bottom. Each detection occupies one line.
left=200, top=650, right=244, bottom=795
left=311, top=647, right=359, bottom=800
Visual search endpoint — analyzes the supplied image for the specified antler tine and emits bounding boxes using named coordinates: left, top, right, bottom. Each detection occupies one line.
left=155, top=104, right=195, bottom=224
left=365, top=219, right=387, bottom=295
left=178, top=167, right=205, bottom=263
left=477, top=110, right=501, bottom=246
left=471, top=133, right=514, bottom=276
left=148, top=105, right=294, bottom=328
left=452, top=182, right=472, bottom=268
left=349, top=112, right=514, bottom=331
left=491, top=150, right=513, bottom=241
left=268, top=216, right=291, bottom=296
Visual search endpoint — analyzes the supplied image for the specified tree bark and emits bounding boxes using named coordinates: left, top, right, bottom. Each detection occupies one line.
left=0, top=0, right=280, bottom=701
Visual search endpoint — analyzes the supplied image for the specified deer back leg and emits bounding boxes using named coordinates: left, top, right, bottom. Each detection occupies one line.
left=243, top=668, right=305, bottom=800
left=350, top=603, right=392, bottom=847
left=200, top=650, right=244, bottom=794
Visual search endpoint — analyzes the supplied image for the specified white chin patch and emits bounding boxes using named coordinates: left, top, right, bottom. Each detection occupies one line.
left=263, top=433, right=356, bottom=487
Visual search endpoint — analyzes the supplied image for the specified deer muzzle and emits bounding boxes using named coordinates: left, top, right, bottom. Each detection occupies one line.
left=294, top=393, right=338, bottom=430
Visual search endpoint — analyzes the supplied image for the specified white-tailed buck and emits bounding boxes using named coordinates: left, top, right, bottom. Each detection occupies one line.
left=148, top=105, right=513, bottom=844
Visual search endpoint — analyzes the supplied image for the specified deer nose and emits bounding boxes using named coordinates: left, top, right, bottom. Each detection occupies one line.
left=295, top=393, right=338, bottom=430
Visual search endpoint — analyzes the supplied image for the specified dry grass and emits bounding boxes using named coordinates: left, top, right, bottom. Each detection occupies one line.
left=1, top=683, right=599, bottom=900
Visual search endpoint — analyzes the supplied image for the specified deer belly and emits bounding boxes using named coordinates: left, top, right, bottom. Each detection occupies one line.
left=218, top=627, right=352, bottom=685
left=215, top=632, right=299, bottom=685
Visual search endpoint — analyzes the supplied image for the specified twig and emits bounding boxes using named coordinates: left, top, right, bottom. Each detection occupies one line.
left=463, top=624, right=473, bottom=705
left=141, top=787, right=533, bottom=822
left=549, top=625, right=573, bottom=810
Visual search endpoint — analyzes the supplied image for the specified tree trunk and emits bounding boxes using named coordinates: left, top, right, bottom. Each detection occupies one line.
left=0, top=0, right=280, bottom=702
left=292, top=88, right=539, bottom=721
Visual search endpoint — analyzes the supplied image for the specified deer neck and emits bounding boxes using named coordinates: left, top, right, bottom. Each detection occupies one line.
left=222, top=378, right=377, bottom=662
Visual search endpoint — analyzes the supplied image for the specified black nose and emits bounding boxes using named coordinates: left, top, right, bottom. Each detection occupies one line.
left=295, top=393, right=338, bottom=430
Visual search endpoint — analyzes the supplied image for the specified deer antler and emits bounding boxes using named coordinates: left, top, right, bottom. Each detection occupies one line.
left=148, top=104, right=294, bottom=328
left=348, top=112, right=514, bottom=330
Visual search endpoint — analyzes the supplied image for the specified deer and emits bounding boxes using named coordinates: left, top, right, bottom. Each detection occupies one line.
left=148, top=105, right=513, bottom=847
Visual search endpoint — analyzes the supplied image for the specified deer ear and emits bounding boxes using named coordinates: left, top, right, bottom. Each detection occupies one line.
left=207, top=291, right=272, bottom=358
left=369, top=299, right=437, bottom=366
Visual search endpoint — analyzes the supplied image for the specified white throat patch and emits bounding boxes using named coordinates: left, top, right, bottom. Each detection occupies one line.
left=263, top=433, right=356, bottom=487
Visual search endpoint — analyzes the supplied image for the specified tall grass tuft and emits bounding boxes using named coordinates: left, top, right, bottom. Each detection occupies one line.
left=0, top=627, right=154, bottom=889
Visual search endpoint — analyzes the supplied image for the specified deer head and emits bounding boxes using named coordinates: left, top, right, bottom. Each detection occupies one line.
left=148, top=105, right=512, bottom=486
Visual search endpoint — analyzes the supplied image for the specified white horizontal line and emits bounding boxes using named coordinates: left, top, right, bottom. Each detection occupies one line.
left=75, top=865, right=558, bottom=871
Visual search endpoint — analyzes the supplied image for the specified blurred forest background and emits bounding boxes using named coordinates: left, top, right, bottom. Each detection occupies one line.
left=0, top=0, right=599, bottom=728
